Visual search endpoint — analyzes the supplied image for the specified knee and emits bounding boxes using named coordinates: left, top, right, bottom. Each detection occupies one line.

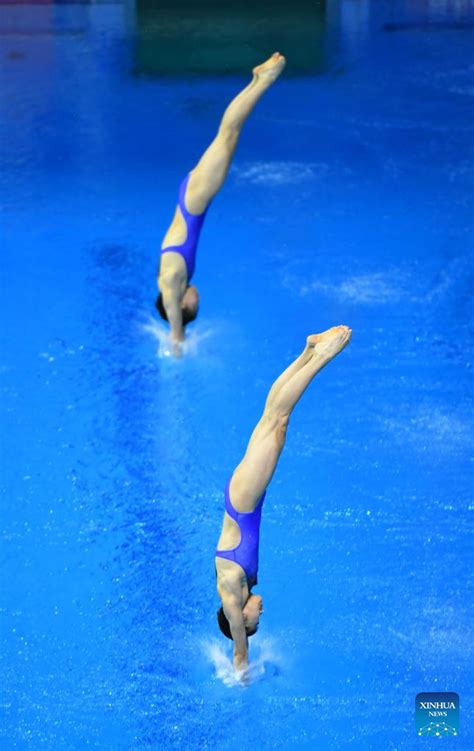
left=218, top=124, right=239, bottom=148
left=264, top=410, right=290, bottom=447
left=276, top=414, right=290, bottom=445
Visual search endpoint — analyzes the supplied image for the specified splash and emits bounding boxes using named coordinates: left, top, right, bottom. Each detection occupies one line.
left=140, top=314, right=215, bottom=358
left=202, top=637, right=282, bottom=688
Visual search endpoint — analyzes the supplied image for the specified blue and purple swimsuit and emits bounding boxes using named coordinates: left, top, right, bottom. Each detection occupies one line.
left=160, top=174, right=209, bottom=281
left=215, top=478, right=266, bottom=588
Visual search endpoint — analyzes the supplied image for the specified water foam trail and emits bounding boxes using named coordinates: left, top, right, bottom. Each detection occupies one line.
left=140, top=314, right=215, bottom=358
left=202, top=637, right=282, bottom=688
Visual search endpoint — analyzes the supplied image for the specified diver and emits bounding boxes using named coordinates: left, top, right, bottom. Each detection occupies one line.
left=215, top=326, right=352, bottom=675
left=156, top=53, right=286, bottom=355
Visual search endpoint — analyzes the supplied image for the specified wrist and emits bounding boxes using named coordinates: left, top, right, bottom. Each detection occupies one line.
left=234, top=654, right=248, bottom=670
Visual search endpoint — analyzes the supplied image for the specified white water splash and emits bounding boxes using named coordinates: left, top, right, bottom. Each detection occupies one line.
left=140, top=315, right=215, bottom=358
left=202, top=637, right=282, bottom=688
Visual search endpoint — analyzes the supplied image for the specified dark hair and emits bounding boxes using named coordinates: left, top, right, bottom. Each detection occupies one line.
left=216, top=606, right=258, bottom=640
left=155, top=292, right=198, bottom=326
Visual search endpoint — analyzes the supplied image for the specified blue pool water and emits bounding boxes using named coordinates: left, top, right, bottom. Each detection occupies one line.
left=1, top=2, right=473, bottom=749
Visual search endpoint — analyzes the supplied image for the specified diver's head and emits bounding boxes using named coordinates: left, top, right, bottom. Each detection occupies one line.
left=217, top=594, right=264, bottom=640
left=155, top=285, right=199, bottom=326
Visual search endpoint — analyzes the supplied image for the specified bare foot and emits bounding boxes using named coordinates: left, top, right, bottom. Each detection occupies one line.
left=252, top=52, right=286, bottom=86
left=307, top=325, right=352, bottom=360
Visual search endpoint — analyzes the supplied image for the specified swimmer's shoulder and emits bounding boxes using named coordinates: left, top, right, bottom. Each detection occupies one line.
left=215, top=558, right=244, bottom=588
left=158, top=255, right=188, bottom=294
left=215, top=558, right=248, bottom=600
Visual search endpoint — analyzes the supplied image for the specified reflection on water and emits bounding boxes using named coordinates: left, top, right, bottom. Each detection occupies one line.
left=2, top=0, right=474, bottom=749
left=0, top=4, right=90, bottom=35
left=386, top=0, right=474, bottom=25
left=134, top=0, right=327, bottom=75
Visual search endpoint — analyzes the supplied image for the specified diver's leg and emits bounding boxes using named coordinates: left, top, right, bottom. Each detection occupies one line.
left=230, top=327, right=352, bottom=508
left=263, top=338, right=316, bottom=404
left=185, top=53, right=286, bottom=213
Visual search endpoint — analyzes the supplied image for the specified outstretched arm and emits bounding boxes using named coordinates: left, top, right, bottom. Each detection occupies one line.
left=160, top=280, right=184, bottom=346
left=221, top=593, right=249, bottom=671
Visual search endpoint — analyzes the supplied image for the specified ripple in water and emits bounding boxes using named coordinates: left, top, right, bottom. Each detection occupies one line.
left=232, top=160, right=318, bottom=186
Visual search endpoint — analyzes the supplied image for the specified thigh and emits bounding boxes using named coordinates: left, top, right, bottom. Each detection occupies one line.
left=230, top=416, right=284, bottom=511
left=186, top=131, right=238, bottom=213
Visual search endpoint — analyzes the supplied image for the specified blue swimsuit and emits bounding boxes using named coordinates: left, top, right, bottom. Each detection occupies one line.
left=215, top=478, right=266, bottom=588
left=161, top=174, right=209, bottom=281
